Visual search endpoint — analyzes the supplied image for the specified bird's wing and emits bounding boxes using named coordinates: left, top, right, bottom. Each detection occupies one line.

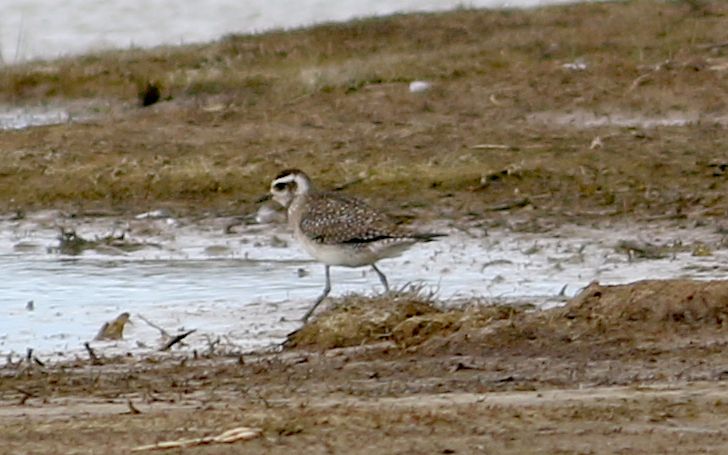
left=298, top=193, right=407, bottom=245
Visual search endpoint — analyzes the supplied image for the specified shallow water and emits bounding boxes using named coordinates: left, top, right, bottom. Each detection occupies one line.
left=2, top=211, right=728, bottom=363
left=0, top=106, right=69, bottom=130
left=0, top=100, right=108, bottom=130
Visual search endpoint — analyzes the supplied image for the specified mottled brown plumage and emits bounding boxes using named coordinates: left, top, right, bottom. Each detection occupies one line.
left=298, top=192, right=411, bottom=245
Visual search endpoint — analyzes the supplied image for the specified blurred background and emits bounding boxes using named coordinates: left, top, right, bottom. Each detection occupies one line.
left=1, top=0, right=585, bottom=62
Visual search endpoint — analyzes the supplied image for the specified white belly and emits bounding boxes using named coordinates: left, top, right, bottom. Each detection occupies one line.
left=295, top=230, right=415, bottom=267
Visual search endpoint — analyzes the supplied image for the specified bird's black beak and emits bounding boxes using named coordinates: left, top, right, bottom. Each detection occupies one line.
left=256, top=193, right=272, bottom=203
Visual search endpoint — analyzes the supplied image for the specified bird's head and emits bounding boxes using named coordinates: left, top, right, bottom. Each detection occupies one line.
left=268, top=169, right=313, bottom=208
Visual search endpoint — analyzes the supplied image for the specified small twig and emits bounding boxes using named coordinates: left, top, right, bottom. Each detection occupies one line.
left=284, top=92, right=313, bottom=107
left=486, top=198, right=531, bottom=211
left=628, top=59, right=674, bottom=92
left=127, top=399, right=142, bottom=415
left=697, top=41, right=728, bottom=50
left=14, top=387, right=35, bottom=405
left=137, top=314, right=171, bottom=339
left=201, top=334, right=222, bottom=356
left=131, top=426, right=262, bottom=452
left=254, top=391, right=271, bottom=409
left=84, top=342, right=102, bottom=364
left=558, top=284, right=569, bottom=297
left=628, top=73, right=653, bottom=92
left=282, top=328, right=302, bottom=348
left=332, top=177, right=364, bottom=192
left=160, top=329, right=197, bottom=352
left=450, top=362, right=480, bottom=373
left=470, top=143, right=512, bottom=150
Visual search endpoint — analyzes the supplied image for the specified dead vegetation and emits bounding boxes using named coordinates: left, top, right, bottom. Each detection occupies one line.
left=53, top=226, right=159, bottom=255
left=5, top=279, right=728, bottom=453
left=287, top=288, right=523, bottom=349
left=94, top=312, right=131, bottom=341
left=0, top=1, right=725, bottom=222
left=288, top=279, right=728, bottom=356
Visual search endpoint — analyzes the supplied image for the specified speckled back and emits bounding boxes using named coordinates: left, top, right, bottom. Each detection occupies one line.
left=292, top=191, right=410, bottom=245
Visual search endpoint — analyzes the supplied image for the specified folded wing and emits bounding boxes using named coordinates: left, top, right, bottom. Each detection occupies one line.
left=299, top=193, right=408, bottom=245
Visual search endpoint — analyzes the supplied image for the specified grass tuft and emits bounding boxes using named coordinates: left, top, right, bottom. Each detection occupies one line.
left=0, top=1, right=726, bottom=217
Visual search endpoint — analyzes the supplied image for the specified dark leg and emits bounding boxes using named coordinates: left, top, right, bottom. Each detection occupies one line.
left=302, top=265, right=331, bottom=323
left=371, top=263, right=389, bottom=293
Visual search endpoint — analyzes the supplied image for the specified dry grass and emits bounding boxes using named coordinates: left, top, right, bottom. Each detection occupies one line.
left=0, top=1, right=725, bottom=106
left=1, top=2, right=725, bottom=105
left=288, top=288, right=522, bottom=349
left=0, top=1, right=726, bottom=218
left=287, top=279, right=728, bottom=356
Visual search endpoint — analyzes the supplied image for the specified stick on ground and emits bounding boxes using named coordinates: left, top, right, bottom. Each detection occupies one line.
left=84, top=342, right=101, bottom=364
left=160, top=329, right=197, bottom=352
left=137, top=314, right=171, bottom=339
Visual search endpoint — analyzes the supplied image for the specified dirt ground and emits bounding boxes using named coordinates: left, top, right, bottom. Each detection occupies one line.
left=2, top=0, right=728, bottom=453
left=3, top=281, right=728, bottom=453
left=0, top=1, right=726, bottom=227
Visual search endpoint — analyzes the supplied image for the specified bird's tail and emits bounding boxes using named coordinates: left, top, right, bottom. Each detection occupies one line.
left=413, top=232, right=447, bottom=242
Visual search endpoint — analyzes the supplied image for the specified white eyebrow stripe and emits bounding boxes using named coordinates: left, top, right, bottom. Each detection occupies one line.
left=273, top=174, right=296, bottom=185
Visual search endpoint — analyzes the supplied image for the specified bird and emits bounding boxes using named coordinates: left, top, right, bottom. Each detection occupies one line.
left=265, top=169, right=444, bottom=322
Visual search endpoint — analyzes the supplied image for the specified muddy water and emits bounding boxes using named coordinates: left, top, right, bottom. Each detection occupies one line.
left=2, top=211, right=728, bottom=363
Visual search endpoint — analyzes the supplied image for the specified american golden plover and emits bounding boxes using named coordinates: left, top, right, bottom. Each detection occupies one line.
left=266, top=169, right=444, bottom=322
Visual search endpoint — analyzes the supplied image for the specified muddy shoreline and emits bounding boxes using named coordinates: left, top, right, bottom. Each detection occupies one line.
left=4, top=211, right=728, bottom=364
left=2, top=0, right=728, bottom=453
left=3, top=278, right=728, bottom=453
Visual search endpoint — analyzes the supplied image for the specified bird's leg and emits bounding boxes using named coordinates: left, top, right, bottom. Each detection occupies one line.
left=371, top=264, right=389, bottom=293
left=302, top=265, right=331, bottom=323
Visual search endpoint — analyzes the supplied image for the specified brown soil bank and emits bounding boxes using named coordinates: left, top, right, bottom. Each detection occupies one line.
left=3, top=278, right=728, bottom=453
left=290, top=279, right=728, bottom=356
left=0, top=0, right=726, bottom=226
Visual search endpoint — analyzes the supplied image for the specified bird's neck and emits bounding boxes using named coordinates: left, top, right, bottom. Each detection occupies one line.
left=287, top=193, right=309, bottom=229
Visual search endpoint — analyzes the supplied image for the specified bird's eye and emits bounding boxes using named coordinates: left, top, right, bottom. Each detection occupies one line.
left=273, top=182, right=287, bottom=191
